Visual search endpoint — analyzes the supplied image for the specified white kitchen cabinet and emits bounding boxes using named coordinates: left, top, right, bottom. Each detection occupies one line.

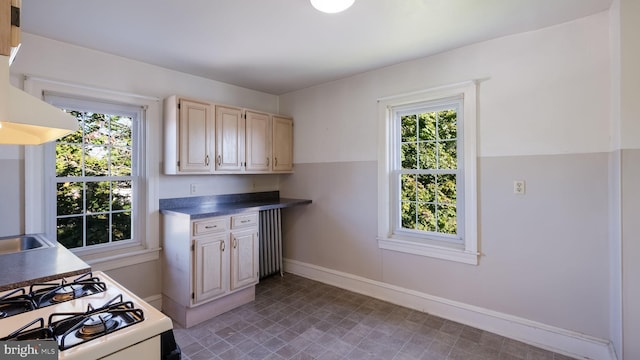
left=230, top=213, right=259, bottom=290
left=245, top=110, right=272, bottom=172
left=163, top=96, right=213, bottom=174
left=162, top=212, right=259, bottom=328
left=164, top=95, right=293, bottom=175
left=272, top=115, right=294, bottom=172
left=193, top=233, right=227, bottom=303
left=215, top=104, right=244, bottom=172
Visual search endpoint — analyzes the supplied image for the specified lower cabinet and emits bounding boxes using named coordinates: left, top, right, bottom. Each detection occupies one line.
left=162, top=212, right=259, bottom=328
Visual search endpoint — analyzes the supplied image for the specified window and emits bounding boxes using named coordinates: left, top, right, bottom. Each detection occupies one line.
left=51, top=103, right=138, bottom=249
left=42, top=93, right=150, bottom=259
left=377, top=82, right=478, bottom=265
left=24, top=77, right=161, bottom=270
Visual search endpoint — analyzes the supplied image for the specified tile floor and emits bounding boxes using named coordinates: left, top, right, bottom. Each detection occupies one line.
left=172, top=273, right=578, bottom=360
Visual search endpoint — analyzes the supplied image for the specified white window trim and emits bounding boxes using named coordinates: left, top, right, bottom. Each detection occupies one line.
left=377, top=81, right=478, bottom=265
left=23, top=77, right=161, bottom=270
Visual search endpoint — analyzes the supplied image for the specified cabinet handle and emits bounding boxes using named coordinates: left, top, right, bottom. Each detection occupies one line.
left=240, top=220, right=250, bottom=224
left=217, top=155, right=221, bottom=166
left=205, top=225, right=217, bottom=229
left=274, top=157, right=278, bottom=167
left=220, top=241, right=225, bottom=251
left=266, top=157, right=269, bottom=166
left=205, top=155, right=210, bottom=166
left=233, top=238, right=237, bottom=249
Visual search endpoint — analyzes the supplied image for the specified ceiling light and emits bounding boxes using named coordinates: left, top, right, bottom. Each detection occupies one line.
left=310, top=0, right=355, bottom=13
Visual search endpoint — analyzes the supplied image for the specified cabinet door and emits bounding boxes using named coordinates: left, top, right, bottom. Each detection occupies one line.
left=230, top=229, right=259, bottom=290
left=245, top=111, right=271, bottom=172
left=178, top=99, right=212, bottom=172
left=215, top=105, right=244, bottom=171
left=193, top=234, right=228, bottom=303
left=272, top=115, right=293, bottom=172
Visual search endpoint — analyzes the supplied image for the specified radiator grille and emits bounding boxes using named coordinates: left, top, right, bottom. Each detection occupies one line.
left=259, top=209, right=282, bottom=278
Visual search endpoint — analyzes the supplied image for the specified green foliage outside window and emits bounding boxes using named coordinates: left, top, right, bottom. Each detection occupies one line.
left=56, top=110, right=133, bottom=249
left=400, top=109, right=458, bottom=235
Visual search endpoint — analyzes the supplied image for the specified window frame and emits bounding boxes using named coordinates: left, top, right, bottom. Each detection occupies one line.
left=377, top=81, right=478, bottom=265
left=23, top=77, right=161, bottom=270
left=44, top=95, right=143, bottom=253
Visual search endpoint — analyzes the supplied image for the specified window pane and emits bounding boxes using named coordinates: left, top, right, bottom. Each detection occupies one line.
left=111, top=116, right=133, bottom=147
left=417, top=202, right=436, bottom=232
left=401, top=143, right=417, bottom=169
left=110, top=147, right=132, bottom=176
left=437, top=174, right=457, bottom=204
left=84, top=145, right=109, bottom=176
left=84, top=113, right=109, bottom=145
left=401, top=115, right=417, bottom=142
left=57, top=182, right=83, bottom=215
left=437, top=141, right=457, bottom=169
left=86, top=181, right=111, bottom=213
left=112, top=181, right=132, bottom=210
left=417, top=174, right=435, bottom=202
left=418, top=112, right=436, bottom=141
left=87, top=214, right=109, bottom=245
left=437, top=204, right=457, bottom=234
left=401, top=201, right=416, bottom=229
left=401, top=174, right=416, bottom=201
left=57, top=216, right=83, bottom=249
left=418, top=142, right=436, bottom=169
left=56, top=144, right=83, bottom=177
left=437, top=110, right=457, bottom=140
left=112, top=212, right=131, bottom=241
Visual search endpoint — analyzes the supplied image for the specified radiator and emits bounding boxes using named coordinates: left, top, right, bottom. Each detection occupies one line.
left=259, top=209, right=283, bottom=278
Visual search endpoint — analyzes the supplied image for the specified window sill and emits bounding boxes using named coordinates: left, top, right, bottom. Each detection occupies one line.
left=378, top=236, right=478, bottom=265
left=75, top=247, right=161, bottom=272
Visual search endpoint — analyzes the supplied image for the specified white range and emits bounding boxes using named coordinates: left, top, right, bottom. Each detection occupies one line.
left=0, top=271, right=180, bottom=360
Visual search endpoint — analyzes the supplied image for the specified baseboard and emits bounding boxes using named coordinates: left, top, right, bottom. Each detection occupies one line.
left=144, top=294, right=163, bottom=310
left=284, top=258, right=617, bottom=360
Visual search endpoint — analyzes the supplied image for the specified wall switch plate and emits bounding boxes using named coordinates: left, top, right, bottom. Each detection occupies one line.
left=513, top=180, right=525, bottom=195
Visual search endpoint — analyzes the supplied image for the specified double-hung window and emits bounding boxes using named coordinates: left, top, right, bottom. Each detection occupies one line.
left=44, top=95, right=144, bottom=253
left=377, top=82, right=478, bottom=265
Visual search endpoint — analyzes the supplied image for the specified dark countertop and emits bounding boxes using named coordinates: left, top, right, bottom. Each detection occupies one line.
left=159, top=191, right=312, bottom=220
left=0, top=243, right=90, bottom=291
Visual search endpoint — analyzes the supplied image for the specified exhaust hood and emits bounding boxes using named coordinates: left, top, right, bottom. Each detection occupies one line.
left=0, top=55, right=78, bottom=145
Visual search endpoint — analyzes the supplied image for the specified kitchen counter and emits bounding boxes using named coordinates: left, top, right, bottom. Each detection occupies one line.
left=159, top=191, right=311, bottom=219
left=0, top=243, right=90, bottom=291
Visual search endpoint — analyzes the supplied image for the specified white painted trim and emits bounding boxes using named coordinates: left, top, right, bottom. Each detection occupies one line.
left=143, top=294, right=163, bottom=310
left=86, top=248, right=160, bottom=272
left=378, top=236, right=478, bottom=265
left=284, top=258, right=617, bottom=360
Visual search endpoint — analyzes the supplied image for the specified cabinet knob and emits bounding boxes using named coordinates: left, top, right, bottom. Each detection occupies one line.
left=205, top=155, right=210, bottom=166
left=217, top=155, right=221, bottom=166
left=220, top=241, right=225, bottom=251
left=266, top=157, right=269, bottom=167
left=233, top=238, right=237, bottom=249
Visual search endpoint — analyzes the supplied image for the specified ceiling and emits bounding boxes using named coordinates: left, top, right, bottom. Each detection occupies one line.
left=21, top=0, right=612, bottom=95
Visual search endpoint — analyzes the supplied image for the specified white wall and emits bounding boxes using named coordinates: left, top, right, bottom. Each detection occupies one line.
left=279, top=10, right=613, bottom=353
left=2, top=33, right=281, bottom=297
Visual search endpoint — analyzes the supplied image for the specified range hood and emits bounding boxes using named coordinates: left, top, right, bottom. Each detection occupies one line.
left=0, top=0, right=78, bottom=145
left=0, top=55, right=78, bottom=145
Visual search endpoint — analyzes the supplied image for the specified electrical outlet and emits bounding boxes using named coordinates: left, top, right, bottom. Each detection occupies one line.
left=190, top=183, right=197, bottom=195
left=513, top=180, right=525, bottom=195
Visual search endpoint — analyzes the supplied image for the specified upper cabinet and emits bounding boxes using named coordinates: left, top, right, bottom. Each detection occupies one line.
left=164, top=96, right=213, bottom=174
left=272, top=115, right=293, bottom=173
left=164, top=95, right=293, bottom=175
left=215, top=105, right=244, bottom=172
left=245, top=110, right=272, bottom=172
